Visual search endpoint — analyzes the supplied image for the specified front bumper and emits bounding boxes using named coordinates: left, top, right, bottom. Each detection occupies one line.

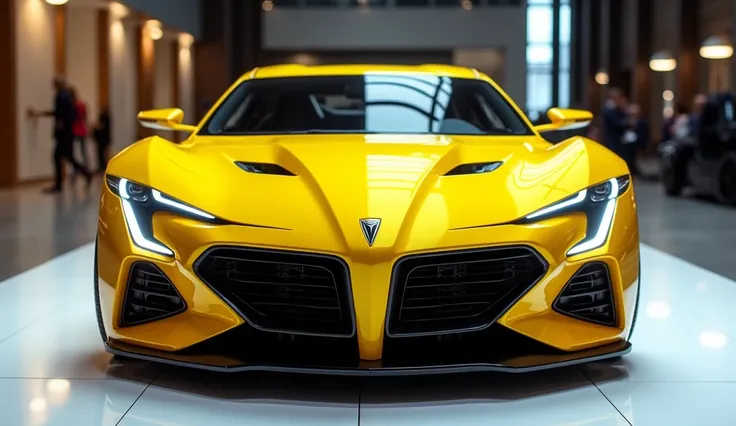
left=105, top=328, right=631, bottom=376
left=97, top=180, right=640, bottom=373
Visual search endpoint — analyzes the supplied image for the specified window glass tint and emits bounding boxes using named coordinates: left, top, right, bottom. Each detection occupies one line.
left=202, top=75, right=531, bottom=136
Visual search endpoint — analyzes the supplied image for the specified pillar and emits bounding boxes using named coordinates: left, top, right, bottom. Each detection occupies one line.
left=551, top=0, right=560, bottom=106
left=677, top=0, right=700, bottom=106
left=0, top=0, right=17, bottom=187
left=136, top=23, right=155, bottom=139
left=194, top=0, right=262, bottom=120
left=97, top=10, right=110, bottom=111
left=632, top=0, right=653, bottom=121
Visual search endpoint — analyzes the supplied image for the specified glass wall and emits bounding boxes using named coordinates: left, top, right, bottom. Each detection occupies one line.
left=270, top=0, right=522, bottom=7
left=525, top=0, right=571, bottom=121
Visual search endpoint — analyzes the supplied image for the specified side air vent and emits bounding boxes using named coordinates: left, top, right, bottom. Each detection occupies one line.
left=444, top=162, right=502, bottom=176
left=121, top=262, right=186, bottom=326
left=236, top=162, right=296, bottom=176
left=553, top=262, right=616, bottom=326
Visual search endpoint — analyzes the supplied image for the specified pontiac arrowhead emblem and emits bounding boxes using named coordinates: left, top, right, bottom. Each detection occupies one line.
left=359, top=218, right=381, bottom=247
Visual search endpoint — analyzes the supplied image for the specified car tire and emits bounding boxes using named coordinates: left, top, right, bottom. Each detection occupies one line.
left=94, top=238, right=108, bottom=344
left=714, top=153, right=736, bottom=205
left=661, top=161, right=684, bottom=196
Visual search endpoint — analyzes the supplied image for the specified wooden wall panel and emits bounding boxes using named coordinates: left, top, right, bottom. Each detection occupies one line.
left=171, top=40, right=180, bottom=142
left=54, top=6, right=66, bottom=76
left=97, top=10, right=110, bottom=111
left=55, top=5, right=67, bottom=181
left=677, top=0, right=700, bottom=105
left=0, top=0, right=17, bottom=187
left=699, top=0, right=733, bottom=39
left=136, top=26, right=155, bottom=139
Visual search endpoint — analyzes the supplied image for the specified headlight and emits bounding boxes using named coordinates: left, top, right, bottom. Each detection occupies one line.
left=106, top=175, right=219, bottom=256
left=520, top=176, right=631, bottom=256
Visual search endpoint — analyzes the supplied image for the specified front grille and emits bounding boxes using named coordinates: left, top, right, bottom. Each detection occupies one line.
left=386, top=246, right=548, bottom=337
left=195, top=247, right=355, bottom=337
left=553, top=262, right=616, bottom=326
left=121, top=262, right=186, bottom=326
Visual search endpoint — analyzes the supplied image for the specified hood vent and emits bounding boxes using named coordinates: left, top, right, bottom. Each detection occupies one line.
left=236, top=162, right=296, bottom=176
left=444, top=162, right=503, bottom=176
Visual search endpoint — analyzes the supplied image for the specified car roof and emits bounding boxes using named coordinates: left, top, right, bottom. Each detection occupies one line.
left=245, top=64, right=481, bottom=80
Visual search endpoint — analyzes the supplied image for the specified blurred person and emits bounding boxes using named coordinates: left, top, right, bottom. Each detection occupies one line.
left=28, top=76, right=92, bottom=193
left=93, top=107, right=111, bottom=173
left=671, top=103, right=691, bottom=139
left=690, top=93, right=707, bottom=137
left=69, top=86, right=89, bottom=170
left=585, top=116, right=601, bottom=141
left=622, top=104, right=649, bottom=177
left=601, top=88, right=631, bottom=155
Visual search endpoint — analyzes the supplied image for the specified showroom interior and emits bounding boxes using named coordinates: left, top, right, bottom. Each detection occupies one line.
left=0, top=0, right=735, bottom=424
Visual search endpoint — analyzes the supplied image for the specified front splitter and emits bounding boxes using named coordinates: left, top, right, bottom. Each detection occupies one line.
left=105, top=339, right=631, bottom=376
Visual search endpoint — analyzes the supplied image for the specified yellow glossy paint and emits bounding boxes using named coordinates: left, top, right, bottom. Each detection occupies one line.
left=97, top=64, right=639, bottom=360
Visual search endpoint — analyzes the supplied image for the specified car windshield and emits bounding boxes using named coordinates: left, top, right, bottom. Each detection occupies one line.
left=200, top=74, right=533, bottom=136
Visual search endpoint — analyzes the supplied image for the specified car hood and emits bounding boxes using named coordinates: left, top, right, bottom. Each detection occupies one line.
left=107, top=133, right=625, bottom=249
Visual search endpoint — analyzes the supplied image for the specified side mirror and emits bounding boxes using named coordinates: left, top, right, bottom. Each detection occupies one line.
left=533, top=108, right=593, bottom=134
left=137, top=108, right=197, bottom=132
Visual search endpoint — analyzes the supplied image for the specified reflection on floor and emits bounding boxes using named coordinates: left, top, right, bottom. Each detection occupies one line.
left=0, top=181, right=100, bottom=282
left=635, top=180, right=736, bottom=280
left=0, top=243, right=734, bottom=425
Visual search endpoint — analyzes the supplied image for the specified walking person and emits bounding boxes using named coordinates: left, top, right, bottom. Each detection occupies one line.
left=28, top=76, right=92, bottom=193
left=601, top=88, right=631, bottom=154
left=93, top=107, right=111, bottom=173
left=69, top=86, right=90, bottom=171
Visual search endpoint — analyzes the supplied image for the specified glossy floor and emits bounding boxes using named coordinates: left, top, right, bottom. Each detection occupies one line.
left=0, top=243, right=734, bottom=425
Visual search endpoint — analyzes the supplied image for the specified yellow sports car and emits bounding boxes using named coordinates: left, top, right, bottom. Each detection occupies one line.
left=95, top=64, right=640, bottom=374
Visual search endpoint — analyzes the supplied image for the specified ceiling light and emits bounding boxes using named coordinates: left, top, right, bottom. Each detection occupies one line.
left=109, top=2, right=128, bottom=19
left=649, top=51, right=677, bottom=72
left=146, top=19, right=163, bottom=41
left=662, top=90, right=674, bottom=101
left=262, top=0, right=274, bottom=11
left=700, top=35, right=733, bottom=59
left=594, top=70, right=609, bottom=85
left=45, top=0, right=69, bottom=5
left=179, top=33, right=194, bottom=48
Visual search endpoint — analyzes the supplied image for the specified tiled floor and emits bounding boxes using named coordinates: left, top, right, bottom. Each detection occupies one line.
left=2, top=174, right=736, bottom=425
left=0, top=243, right=735, bottom=425
left=0, top=180, right=100, bottom=282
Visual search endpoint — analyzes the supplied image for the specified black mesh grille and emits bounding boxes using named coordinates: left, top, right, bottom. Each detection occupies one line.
left=386, top=246, right=547, bottom=337
left=194, top=247, right=355, bottom=337
left=121, top=262, right=186, bottom=326
left=553, top=262, right=616, bottom=326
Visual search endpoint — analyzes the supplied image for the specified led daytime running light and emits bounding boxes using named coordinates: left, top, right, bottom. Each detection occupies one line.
left=567, top=178, right=619, bottom=256
left=119, top=178, right=174, bottom=256
left=526, top=189, right=587, bottom=220
left=152, top=190, right=215, bottom=219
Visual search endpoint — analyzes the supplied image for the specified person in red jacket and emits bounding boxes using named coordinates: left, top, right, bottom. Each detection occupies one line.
left=69, top=86, right=89, bottom=171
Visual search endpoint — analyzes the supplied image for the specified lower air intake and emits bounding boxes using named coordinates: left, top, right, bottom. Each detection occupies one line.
left=553, top=262, right=616, bottom=326
left=194, top=247, right=355, bottom=338
left=387, top=246, right=548, bottom=337
left=121, top=262, right=186, bottom=326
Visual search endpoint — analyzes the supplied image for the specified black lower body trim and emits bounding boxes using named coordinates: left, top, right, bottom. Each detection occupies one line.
left=104, top=339, right=631, bottom=376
